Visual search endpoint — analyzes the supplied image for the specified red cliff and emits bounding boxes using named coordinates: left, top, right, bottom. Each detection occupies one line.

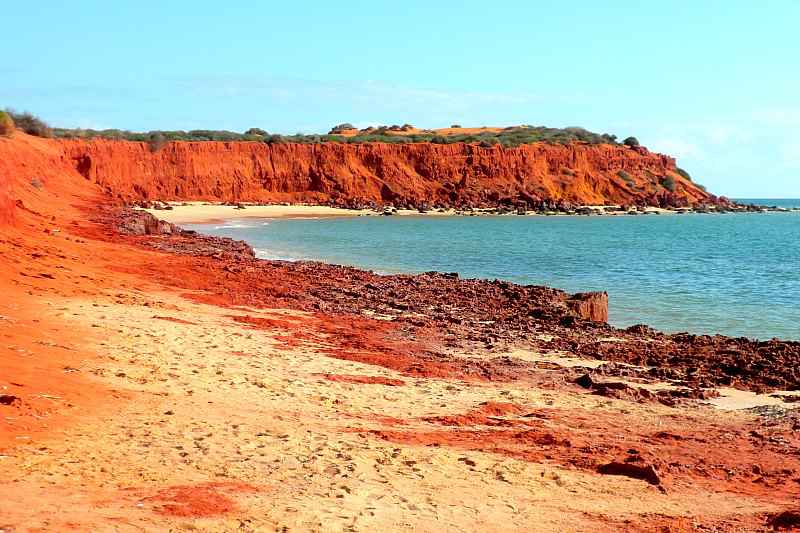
left=1, top=134, right=713, bottom=223
left=59, top=138, right=712, bottom=208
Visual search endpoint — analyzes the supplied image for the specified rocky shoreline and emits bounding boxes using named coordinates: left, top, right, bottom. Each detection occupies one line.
left=141, top=198, right=799, bottom=220
left=4, top=131, right=800, bottom=530
left=114, top=209, right=800, bottom=394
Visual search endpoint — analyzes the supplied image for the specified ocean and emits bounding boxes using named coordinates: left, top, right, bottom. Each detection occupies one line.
left=188, top=201, right=800, bottom=341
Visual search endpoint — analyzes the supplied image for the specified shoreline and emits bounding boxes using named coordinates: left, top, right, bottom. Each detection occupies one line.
left=142, top=201, right=797, bottom=225
left=150, top=202, right=799, bottom=342
left=2, top=133, right=800, bottom=529
left=2, top=202, right=800, bottom=530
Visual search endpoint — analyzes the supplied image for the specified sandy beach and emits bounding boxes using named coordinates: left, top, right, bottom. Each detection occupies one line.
left=144, top=203, right=375, bottom=224
left=5, top=1, right=800, bottom=528
left=2, top=132, right=799, bottom=531
left=144, top=202, right=681, bottom=225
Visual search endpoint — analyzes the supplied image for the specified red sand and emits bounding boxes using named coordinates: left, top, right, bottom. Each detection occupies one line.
left=143, top=482, right=259, bottom=517
left=317, top=373, right=406, bottom=386
left=0, top=131, right=798, bottom=530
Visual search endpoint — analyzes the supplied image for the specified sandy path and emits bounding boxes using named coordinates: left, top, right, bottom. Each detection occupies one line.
left=0, top=288, right=777, bottom=532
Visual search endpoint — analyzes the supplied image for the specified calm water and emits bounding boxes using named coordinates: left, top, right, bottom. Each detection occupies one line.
left=737, top=198, right=800, bottom=208
left=189, top=204, right=800, bottom=341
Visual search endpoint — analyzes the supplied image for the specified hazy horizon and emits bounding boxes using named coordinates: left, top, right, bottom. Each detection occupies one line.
left=4, top=1, right=799, bottom=197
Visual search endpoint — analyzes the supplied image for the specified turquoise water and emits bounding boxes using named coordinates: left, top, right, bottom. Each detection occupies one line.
left=189, top=206, right=800, bottom=341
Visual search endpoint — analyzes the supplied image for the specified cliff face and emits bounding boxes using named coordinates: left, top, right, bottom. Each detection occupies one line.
left=59, top=139, right=713, bottom=208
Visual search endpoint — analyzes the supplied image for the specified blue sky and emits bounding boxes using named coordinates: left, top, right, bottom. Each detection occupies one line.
left=3, top=1, right=799, bottom=197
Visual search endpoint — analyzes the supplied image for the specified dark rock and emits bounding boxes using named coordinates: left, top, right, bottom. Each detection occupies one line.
left=768, top=510, right=800, bottom=530
left=0, top=394, right=19, bottom=405
left=117, top=210, right=180, bottom=236
left=597, top=461, right=662, bottom=486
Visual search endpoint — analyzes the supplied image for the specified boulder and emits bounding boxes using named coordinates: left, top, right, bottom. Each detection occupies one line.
left=117, top=209, right=181, bottom=236
left=567, top=292, right=608, bottom=323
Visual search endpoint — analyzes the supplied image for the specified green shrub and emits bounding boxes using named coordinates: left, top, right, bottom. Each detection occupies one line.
left=147, top=132, right=167, bottom=152
left=617, top=170, right=635, bottom=184
left=450, top=124, right=462, bottom=128
left=0, top=111, right=13, bottom=136
left=263, top=134, right=286, bottom=144
left=659, top=176, right=677, bottom=192
left=675, top=167, right=692, bottom=181
left=623, top=136, right=640, bottom=147
left=45, top=115, right=630, bottom=148
left=5, top=109, right=52, bottom=137
left=328, top=123, right=355, bottom=133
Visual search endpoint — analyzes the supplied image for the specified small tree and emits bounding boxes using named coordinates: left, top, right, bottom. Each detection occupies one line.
left=263, top=134, right=286, bottom=145
left=617, top=170, right=635, bottom=185
left=245, top=127, right=267, bottom=136
left=5, top=109, right=52, bottom=137
left=675, top=167, right=692, bottom=181
left=659, top=176, right=676, bottom=192
left=147, top=132, right=168, bottom=152
left=623, top=136, right=640, bottom=147
left=329, top=123, right=355, bottom=134
left=0, top=111, right=13, bottom=136
left=450, top=124, right=462, bottom=128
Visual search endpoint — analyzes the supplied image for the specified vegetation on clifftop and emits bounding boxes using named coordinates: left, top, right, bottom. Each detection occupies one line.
left=676, top=167, right=692, bottom=181
left=52, top=124, right=624, bottom=148
left=7, top=109, right=659, bottom=151
left=0, top=111, right=13, bottom=136
left=4, top=109, right=52, bottom=137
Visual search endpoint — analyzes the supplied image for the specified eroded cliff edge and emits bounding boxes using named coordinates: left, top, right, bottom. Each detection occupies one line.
left=58, top=138, right=714, bottom=208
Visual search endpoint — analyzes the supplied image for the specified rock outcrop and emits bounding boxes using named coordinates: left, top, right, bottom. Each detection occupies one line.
left=567, top=292, right=609, bottom=322
left=58, top=138, right=713, bottom=208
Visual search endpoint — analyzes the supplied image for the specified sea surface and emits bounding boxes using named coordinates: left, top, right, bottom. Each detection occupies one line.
left=188, top=201, right=800, bottom=341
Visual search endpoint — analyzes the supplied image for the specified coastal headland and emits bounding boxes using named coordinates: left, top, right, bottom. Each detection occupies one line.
left=61, top=136, right=711, bottom=209
left=2, top=130, right=800, bottom=531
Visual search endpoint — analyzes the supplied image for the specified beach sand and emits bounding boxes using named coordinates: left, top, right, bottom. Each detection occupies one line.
left=1, top=148, right=797, bottom=530
left=144, top=202, right=678, bottom=225
left=1, top=287, right=784, bottom=531
left=144, top=203, right=376, bottom=224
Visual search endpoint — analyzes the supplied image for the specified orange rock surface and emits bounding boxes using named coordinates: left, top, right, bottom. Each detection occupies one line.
left=57, top=138, right=711, bottom=207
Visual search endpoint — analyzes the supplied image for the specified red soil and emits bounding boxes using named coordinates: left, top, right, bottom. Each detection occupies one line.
left=1, top=131, right=798, bottom=529
left=228, top=313, right=317, bottom=349
left=143, top=482, right=258, bottom=517
left=225, top=308, right=522, bottom=381
left=421, top=401, right=531, bottom=427
left=362, top=403, right=800, bottom=501
left=317, top=373, right=406, bottom=386
left=0, top=134, right=132, bottom=450
left=0, top=282, right=117, bottom=452
left=152, top=315, right=198, bottom=325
